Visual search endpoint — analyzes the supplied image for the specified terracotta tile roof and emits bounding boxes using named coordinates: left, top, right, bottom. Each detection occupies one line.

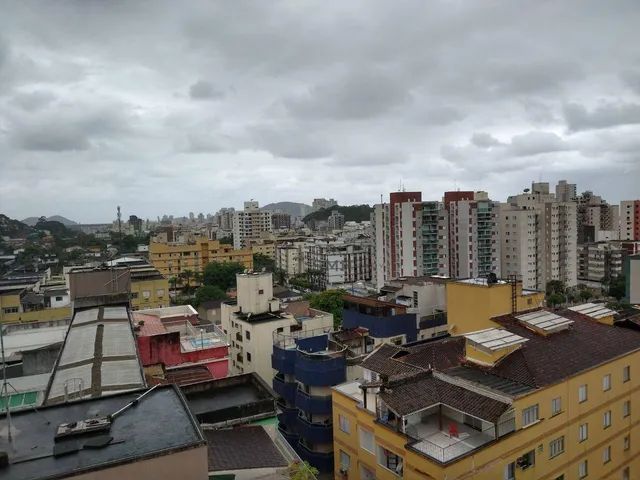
left=132, top=312, right=167, bottom=336
left=490, top=308, right=640, bottom=388
left=379, top=372, right=510, bottom=422
left=361, top=344, right=422, bottom=380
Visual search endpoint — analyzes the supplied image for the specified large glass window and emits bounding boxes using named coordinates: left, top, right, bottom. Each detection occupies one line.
left=522, top=405, right=539, bottom=426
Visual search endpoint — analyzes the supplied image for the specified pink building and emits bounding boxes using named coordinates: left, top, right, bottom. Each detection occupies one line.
left=133, top=306, right=229, bottom=380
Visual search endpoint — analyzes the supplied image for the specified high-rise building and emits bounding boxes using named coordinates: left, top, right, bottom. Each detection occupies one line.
left=501, top=183, right=577, bottom=290
left=443, top=191, right=501, bottom=279
left=576, top=191, right=619, bottom=243
left=416, top=201, right=447, bottom=276
left=271, top=211, right=292, bottom=230
left=578, top=242, right=624, bottom=283
left=304, top=237, right=372, bottom=290
left=555, top=179, right=577, bottom=202
left=372, top=192, right=422, bottom=288
left=327, top=210, right=345, bottom=231
left=620, top=200, right=640, bottom=241
left=232, top=201, right=273, bottom=249
left=214, top=207, right=235, bottom=230
left=312, top=198, right=337, bottom=211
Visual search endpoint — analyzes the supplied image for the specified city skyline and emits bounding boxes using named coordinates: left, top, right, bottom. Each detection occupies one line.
left=2, top=1, right=639, bottom=222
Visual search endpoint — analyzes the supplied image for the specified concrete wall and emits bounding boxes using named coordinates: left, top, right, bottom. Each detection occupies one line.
left=22, top=343, right=62, bottom=375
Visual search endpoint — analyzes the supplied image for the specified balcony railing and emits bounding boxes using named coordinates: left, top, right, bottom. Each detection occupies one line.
left=271, top=344, right=296, bottom=375
left=297, top=414, right=333, bottom=444
left=273, top=375, right=297, bottom=405
left=295, top=389, right=332, bottom=415
left=297, top=439, right=334, bottom=472
left=295, top=351, right=346, bottom=386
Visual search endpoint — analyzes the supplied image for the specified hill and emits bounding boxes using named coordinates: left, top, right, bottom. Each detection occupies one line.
left=303, top=204, right=373, bottom=224
left=22, top=215, right=78, bottom=227
left=261, top=202, right=312, bottom=217
left=0, top=214, right=32, bottom=238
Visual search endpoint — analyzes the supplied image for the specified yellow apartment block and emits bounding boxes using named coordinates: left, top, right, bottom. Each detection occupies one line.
left=0, top=288, right=71, bottom=324
left=129, top=266, right=170, bottom=311
left=446, top=278, right=545, bottom=335
left=250, top=242, right=276, bottom=259
left=149, top=237, right=253, bottom=278
left=333, top=303, right=639, bottom=480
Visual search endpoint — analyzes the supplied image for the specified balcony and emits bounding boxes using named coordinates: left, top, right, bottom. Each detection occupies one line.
left=342, top=309, right=418, bottom=342
left=295, top=389, right=332, bottom=415
left=273, top=374, right=297, bottom=405
left=297, top=439, right=334, bottom=473
left=381, top=404, right=515, bottom=464
left=278, top=423, right=300, bottom=446
left=271, top=344, right=296, bottom=375
left=297, top=414, right=333, bottom=444
left=295, top=351, right=346, bottom=386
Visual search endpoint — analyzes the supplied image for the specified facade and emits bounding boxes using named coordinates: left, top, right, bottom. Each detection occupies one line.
left=578, top=242, right=625, bottom=283
left=249, top=239, right=276, bottom=259
left=148, top=236, right=253, bottom=278
left=272, top=329, right=370, bottom=472
left=555, top=179, right=577, bottom=202
left=271, top=211, right=292, bottom=230
left=333, top=304, right=640, bottom=480
left=417, top=201, right=448, bottom=276
left=233, top=201, right=273, bottom=249
left=576, top=191, right=619, bottom=244
left=313, top=198, right=338, bottom=211
left=214, top=207, right=235, bottom=230
left=220, top=272, right=333, bottom=383
left=0, top=287, right=71, bottom=324
left=626, top=254, right=640, bottom=304
left=373, top=192, right=423, bottom=289
left=276, top=242, right=307, bottom=278
left=443, top=191, right=501, bottom=279
left=328, top=211, right=345, bottom=231
left=620, top=200, right=640, bottom=241
left=304, top=237, right=373, bottom=290
left=501, top=183, right=578, bottom=290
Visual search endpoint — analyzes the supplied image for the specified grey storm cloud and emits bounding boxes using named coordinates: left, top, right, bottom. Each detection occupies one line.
left=0, top=1, right=639, bottom=222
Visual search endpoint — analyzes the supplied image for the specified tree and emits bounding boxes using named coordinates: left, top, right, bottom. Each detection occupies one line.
left=579, top=289, right=592, bottom=302
left=180, top=269, right=195, bottom=293
left=288, top=460, right=318, bottom=480
left=547, top=292, right=566, bottom=307
left=253, top=253, right=275, bottom=272
left=289, top=273, right=311, bottom=290
left=219, top=235, right=233, bottom=245
left=194, top=285, right=228, bottom=307
left=307, top=289, right=345, bottom=329
left=608, top=275, right=626, bottom=300
left=546, top=280, right=565, bottom=296
left=169, top=276, right=178, bottom=295
left=203, top=261, right=246, bottom=290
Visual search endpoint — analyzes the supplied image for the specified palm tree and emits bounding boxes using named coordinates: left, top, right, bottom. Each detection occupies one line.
left=169, top=276, right=178, bottom=296
left=180, top=269, right=194, bottom=293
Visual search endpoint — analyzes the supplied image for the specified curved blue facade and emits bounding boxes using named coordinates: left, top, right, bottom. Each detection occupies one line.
left=297, top=441, right=334, bottom=472
left=342, top=309, right=418, bottom=342
left=271, top=345, right=296, bottom=374
left=295, top=390, right=332, bottom=415
left=295, top=352, right=346, bottom=386
left=296, top=415, right=333, bottom=443
left=272, top=375, right=297, bottom=405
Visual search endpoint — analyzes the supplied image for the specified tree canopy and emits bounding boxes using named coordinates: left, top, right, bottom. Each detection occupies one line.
left=203, top=261, right=246, bottom=290
left=253, top=253, right=275, bottom=272
left=302, top=204, right=372, bottom=224
left=608, top=275, right=626, bottom=300
left=194, top=285, right=228, bottom=307
left=306, top=289, right=345, bottom=329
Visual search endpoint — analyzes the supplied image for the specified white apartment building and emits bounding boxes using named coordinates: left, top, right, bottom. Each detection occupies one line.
left=372, top=192, right=422, bottom=289
left=501, top=183, right=577, bottom=290
left=275, top=242, right=307, bottom=278
left=576, top=191, right=619, bottom=244
left=304, top=237, right=372, bottom=290
left=232, top=201, right=273, bottom=249
left=220, top=272, right=333, bottom=384
left=555, top=179, right=577, bottom=202
left=578, top=242, right=624, bottom=283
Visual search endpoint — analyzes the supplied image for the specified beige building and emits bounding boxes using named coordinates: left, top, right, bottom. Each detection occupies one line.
left=233, top=201, right=273, bottom=249
left=501, top=182, right=577, bottom=290
left=578, top=242, right=624, bottom=283
left=276, top=241, right=307, bottom=278
left=149, top=236, right=253, bottom=279
left=220, top=272, right=333, bottom=384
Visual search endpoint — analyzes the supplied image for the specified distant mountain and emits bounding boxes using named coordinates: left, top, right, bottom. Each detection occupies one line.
left=22, top=215, right=78, bottom=227
left=303, top=204, right=373, bottom=224
left=0, top=214, right=32, bottom=238
left=261, top=202, right=313, bottom=217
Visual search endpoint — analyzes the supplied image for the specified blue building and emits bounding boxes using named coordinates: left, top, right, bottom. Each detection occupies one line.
left=272, top=328, right=370, bottom=472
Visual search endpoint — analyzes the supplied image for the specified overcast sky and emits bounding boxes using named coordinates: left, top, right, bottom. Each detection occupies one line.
left=1, top=1, right=639, bottom=222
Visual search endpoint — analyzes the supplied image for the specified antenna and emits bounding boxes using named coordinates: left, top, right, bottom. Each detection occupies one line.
left=117, top=206, right=122, bottom=244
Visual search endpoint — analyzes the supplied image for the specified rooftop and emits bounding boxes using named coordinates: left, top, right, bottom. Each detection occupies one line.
left=44, top=305, right=145, bottom=404
left=568, top=302, right=616, bottom=320
left=205, top=426, right=287, bottom=472
left=0, top=385, right=205, bottom=480
left=2, top=325, right=68, bottom=359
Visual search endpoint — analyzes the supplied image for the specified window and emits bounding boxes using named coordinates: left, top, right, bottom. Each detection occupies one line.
left=339, top=450, right=350, bottom=471
left=522, top=404, right=539, bottom=426
left=245, top=331, right=250, bottom=340
left=549, top=436, right=565, bottom=458
left=579, top=423, right=588, bottom=442
left=604, top=410, right=612, bottom=428
left=603, top=374, right=611, bottom=391
left=359, top=428, right=374, bottom=453
left=258, top=289, right=264, bottom=294
left=2, top=307, right=18, bottom=314
left=551, top=397, right=562, bottom=416
left=377, top=446, right=403, bottom=476
left=142, top=290, right=151, bottom=299
left=247, top=352, right=252, bottom=362
left=579, top=460, right=588, bottom=478
left=504, top=462, right=515, bottom=480
left=624, top=435, right=630, bottom=450
left=131, top=292, right=139, bottom=299
left=623, top=365, right=631, bottom=382
left=360, top=464, right=375, bottom=480
left=623, top=467, right=630, bottom=480
left=520, top=450, right=535, bottom=469
left=624, top=400, right=631, bottom=417
left=579, top=384, right=588, bottom=403
left=338, top=414, right=350, bottom=433
left=55, top=296, right=63, bottom=301
left=156, top=289, right=164, bottom=298
left=603, top=445, right=611, bottom=464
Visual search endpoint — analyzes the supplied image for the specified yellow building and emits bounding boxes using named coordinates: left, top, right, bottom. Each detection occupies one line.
left=148, top=237, right=253, bottom=278
left=333, top=303, right=639, bottom=480
left=0, top=287, right=71, bottom=324
left=250, top=241, right=276, bottom=259
left=129, top=264, right=170, bottom=310
left=446, top=278, right=545, bottom=334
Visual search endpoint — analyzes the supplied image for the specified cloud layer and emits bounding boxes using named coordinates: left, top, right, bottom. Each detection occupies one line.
left=1, top=1, right=639, bottom=222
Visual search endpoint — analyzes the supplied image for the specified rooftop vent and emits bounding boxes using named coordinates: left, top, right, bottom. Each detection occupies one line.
left=515, top=310, right=573, bottom=335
